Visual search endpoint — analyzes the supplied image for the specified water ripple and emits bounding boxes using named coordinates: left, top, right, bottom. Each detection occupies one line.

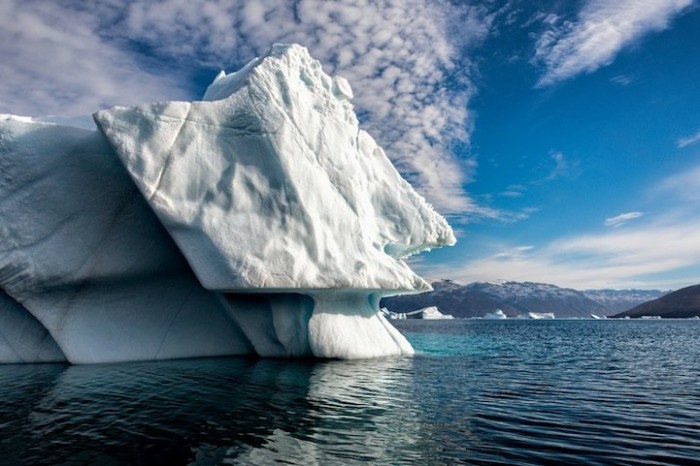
left=1, top=320, right=700, bottom=465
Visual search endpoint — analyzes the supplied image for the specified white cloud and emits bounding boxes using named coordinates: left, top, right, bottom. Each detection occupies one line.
left=0, top=1, right=190, bottom=117
left=677, top=129, right=700, bottom=148
left=499, top=184, right=527, bottom=198
left=610, top=74, right=632, bottom=86
left=533, top=0, right=693, bottom=87
left=536, top=151, right=578, bottom=182
left=0, top=0, right=493, bottom=214
left=422, top=218, right=700, bottom=289
left=494, top=245, right=535, bottom=259
left=447, top=204, right=535, bottom=225
left=604, top=211, right=643, bottom=227
left=654, top=163, right=700, bottom=202
left=545, top=151, right=568, bottom=180
left=420, top=164, right=700, bottom=290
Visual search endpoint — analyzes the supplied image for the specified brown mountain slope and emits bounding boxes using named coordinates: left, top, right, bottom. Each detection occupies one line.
left=614, top=284, right=700, bottom=318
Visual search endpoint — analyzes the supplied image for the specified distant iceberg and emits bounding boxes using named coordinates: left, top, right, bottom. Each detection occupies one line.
left=483, top=309, right=507, bottom=319
left=381, top=307, right=406, bottom=320
left=0, top=44, right=455, bottom=363
left=416, top=306, right=455, bottom=320
left=520, top=312, right=556, bottom=320
left=380, top=306, right=454, bottom=320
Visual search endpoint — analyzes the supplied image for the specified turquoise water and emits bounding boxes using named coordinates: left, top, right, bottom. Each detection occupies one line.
left=1, top=319, right=700, bottom=465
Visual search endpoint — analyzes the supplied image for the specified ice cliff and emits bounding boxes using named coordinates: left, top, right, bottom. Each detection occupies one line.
left=0, top=44, right=455, bottom=364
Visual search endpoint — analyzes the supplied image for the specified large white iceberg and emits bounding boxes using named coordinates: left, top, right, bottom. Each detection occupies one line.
left=0, top=44, right=455, bottom=363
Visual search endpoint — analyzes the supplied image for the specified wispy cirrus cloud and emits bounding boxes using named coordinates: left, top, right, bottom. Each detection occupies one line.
left=498, top=184, right=527, bottom=198
left=533, top=0, right=694, bottom=87
left=0, top=0, right=494, bottom=215
left=604, top=211, right=643, bottom=227
left=677, top=129, right=700, bottom=148
left=544, top=151, right=577, bottom=181
left=654, top=163, right=700, bottom=202
left=445, top=204, right=535, bottom=226
left=494, top=245, right=535, bottom=259
left=610, top=74, right=632, bottom=86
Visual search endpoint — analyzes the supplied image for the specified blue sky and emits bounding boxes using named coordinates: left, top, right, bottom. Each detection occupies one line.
left=1, top=0, right=699, bottom=290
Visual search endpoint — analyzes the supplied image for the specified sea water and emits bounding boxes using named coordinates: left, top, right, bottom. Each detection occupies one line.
left=1, top=319, right=699, bottom=465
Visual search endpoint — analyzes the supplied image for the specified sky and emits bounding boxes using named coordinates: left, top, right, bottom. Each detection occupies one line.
left=1, top=0, right=699, bottom=291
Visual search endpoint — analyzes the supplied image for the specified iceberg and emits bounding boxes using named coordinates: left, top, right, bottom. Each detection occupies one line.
left=413, top=306, right=454, bottom=320
left=520, top=312, right=556, bottom=320
left=380, top=307, right=407, bottom=320
left=381, top=305, right=454, bottom=320
left=0, top=44, right=454, bottom=363
left=483, top=309, right=507, bottom=319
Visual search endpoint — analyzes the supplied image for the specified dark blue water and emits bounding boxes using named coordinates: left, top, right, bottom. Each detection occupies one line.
left=2, top=320, right=700, bottom=465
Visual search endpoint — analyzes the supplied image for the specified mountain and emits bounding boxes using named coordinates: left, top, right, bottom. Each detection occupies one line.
left=613, top=284, right=700, bottom=318
left=381, top=280, right=604, bottom=318
left=580, top=289, right=667, bottom=313
left=381, top=280, right=667, bottom=318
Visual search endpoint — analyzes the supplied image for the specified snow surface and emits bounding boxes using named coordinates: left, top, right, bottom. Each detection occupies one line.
left=0, top=44, right=450, bottom=363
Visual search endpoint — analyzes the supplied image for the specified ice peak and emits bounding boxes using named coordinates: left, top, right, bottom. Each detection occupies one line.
left=203, top=43, right=353, bottom=105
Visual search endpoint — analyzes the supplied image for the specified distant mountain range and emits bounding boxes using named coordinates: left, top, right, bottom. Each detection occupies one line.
left=381, top=280, right=668, bottom=318
left=579, top=289, right=669, bottom=313
left=613, top=284, right=700, bottom=318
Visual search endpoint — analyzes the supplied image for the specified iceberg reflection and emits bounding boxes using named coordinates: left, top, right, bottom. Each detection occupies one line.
left=0, top=357, right=427, bottom=465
